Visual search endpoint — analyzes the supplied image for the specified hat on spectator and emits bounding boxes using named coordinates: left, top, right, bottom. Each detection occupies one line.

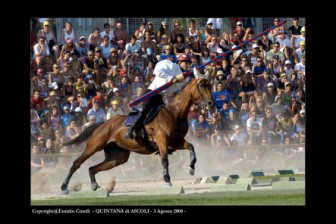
left=38, top=136, right=45, bottom=140
left=236, top=21, right=243, bottom=26
left=252, top=44, right=259, bottom=49
left=217, top=48, right=224, bottom=54
left=285, top=82, right=292, bottom=87
left=95, top=47, right=101, bottom=52
left=162, top=21, right=168, bottom=26
left=207, top=21, right=213, bottom=25
left=74, top=107, right=82, bottom=112
left=267, top=82, right=274, bottom=87
left=280, top=73, right=287, bottom=78
left=111, top=100, right=119, bottom=105
left=63, top=105, right=70, bottom=110
left=43, top=21, right=51, bottom=26
left=37, top=68, right=43, bottom=74
left=134, top=49, right=140, bottom=54
left=110, top=47, right=117, bottom=52
left=148, top=21, right=153, bottom=25
left=278, top=30, right=284, bottom=34
left=274, top=95, right=281, bottom=102
left=93, top=99, right=100, bottom=105
left=49, top=91, right=56, bottom=96
left=300, top=27, right=305, bottom=32
left=285, top=60, right=291, bottom=65
left=216, top=70, right=224, bottom=76
left=163, top=45, right=171, bottom=50
left=245, top=69, right=252, bottom=74
left=84, top=74, right=92, bottom=81
left=79, top=36, right=85, bottom=41
left=299, top=41, right=305, bottom=46
left=300, top=109, right=305, bottom=114
left=234, top=124, right=240, bottom=130
left=113, top=88, right=119, bottom=93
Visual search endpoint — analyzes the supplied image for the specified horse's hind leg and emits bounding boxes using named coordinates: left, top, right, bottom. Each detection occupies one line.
left=61, top=143, right=105, bottom=193
left=89, top=144, right=130, bottom=191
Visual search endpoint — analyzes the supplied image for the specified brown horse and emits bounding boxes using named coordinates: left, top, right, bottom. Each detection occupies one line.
left=61, top=77, right=214, bottom=193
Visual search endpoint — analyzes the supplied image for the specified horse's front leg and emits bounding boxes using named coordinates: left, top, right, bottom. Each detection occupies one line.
left=171, top=139, right=196, bottom=176
left=158, top=138, right=172, bottom=186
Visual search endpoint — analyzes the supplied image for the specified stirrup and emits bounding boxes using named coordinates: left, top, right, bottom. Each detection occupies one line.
left=124, top=131, right=135, bottom=139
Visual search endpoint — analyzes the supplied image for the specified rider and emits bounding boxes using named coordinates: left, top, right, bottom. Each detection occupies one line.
left=124, top=53, right=193, bottom=139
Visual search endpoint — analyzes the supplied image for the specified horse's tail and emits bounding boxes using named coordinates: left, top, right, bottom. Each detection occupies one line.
left=64, top=122, right=104, bottom=146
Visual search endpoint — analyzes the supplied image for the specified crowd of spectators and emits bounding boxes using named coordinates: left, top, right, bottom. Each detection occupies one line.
left=30, top=18, right=305, bottom=172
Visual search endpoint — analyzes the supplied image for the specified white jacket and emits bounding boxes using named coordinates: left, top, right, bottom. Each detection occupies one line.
left=148, top=60, right=183, bottom=96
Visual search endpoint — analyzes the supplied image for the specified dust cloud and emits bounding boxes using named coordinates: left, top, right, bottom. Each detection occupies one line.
left=31, top=139, right=305, bottom=196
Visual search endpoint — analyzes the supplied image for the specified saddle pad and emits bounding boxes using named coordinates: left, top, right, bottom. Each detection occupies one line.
left=124, top=115, right=137, bottom=126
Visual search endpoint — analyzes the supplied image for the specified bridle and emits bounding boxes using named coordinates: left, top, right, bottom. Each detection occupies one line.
left=177, top=78, right=212, bottom=106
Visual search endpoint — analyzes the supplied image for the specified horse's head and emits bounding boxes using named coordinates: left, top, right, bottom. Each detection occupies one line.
left=191, top=77, right=215, bottom=109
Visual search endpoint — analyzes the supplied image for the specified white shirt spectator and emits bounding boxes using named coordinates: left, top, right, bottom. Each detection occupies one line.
left=100, top=30, right=115, bottom=42
left=125, top=42, right=141, bottom=55
left=230, top=132, right=247, bottom=146
left=207, top=18, right=223, bottom=30
left=294, top=36, right=305, bottom=49
left=100, top=43, right=112, bottom=59
left=275, top=37, right=292, bottom=51
left=294, top=62, right=305, bottom=75
left=33, top=42, right=50, bottom=58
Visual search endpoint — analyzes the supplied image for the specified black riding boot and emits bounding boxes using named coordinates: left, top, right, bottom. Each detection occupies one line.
left=124, top=112, right=143, bottom=139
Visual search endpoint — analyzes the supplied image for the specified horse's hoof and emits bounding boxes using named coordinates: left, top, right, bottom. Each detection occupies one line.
left=61, top=189, right=69, bottom=195
left=188, top=166, right=195, bottom=176
left=165, top=182, right=172, bottom=187
left=61, top=183, right=67, bottom=191
left=91, top=182, right=100, bottom=191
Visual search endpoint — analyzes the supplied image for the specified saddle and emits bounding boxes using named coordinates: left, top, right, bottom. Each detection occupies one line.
left=124, top=104, right=165, bottom=127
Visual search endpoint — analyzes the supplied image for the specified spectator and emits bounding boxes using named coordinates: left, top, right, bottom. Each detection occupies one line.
left=76, top=36, right=90, bottom=59
left=106, top=99, right=125, bottom=120
left=294, top=41, right=305, bottom=64
left=31, top=144, right=45, bottom=174
left=271, top=95, right=287, bottom=121
left=88, top=27, right=101, bottom=51
left=100, top=23, right=115, bottom=43
left=82, top=115, right=96, bottom=131
left=33, top=36, right=50, bottom=68
left=87, top=101, right=106, bottom=123
left=230, top=125, right=247, bottom=146
left=288, top=18, right=303, bottom=50
left=263, top=82, right=277, bottom=106
left=293, top=27, right=305, bottom=50
left=134, top=22, right=146, bottom=44
left=113, top=21, right=128, bottom=44
left=191, top=113, right=210, bottom=142
left=37, top=20, right=59, bottom=60
left=60, top=22, right=78, bottom=46
left=262, top=107, right=281, bottom=144
left=60, top=105, right=74, bottom=128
